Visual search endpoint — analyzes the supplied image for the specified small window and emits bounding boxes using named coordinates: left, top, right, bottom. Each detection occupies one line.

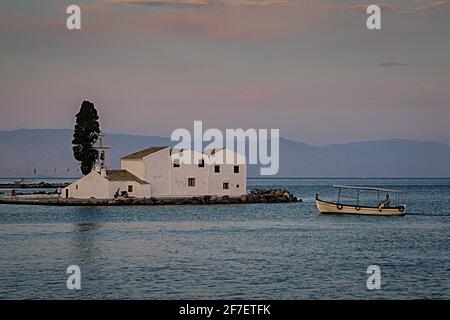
left=198, top=159, right=205, bottom=168
left=223, top=182, right=230, bottom=190
left=76, top=185, right=78, bottom=190
left=214, top=165, right=220, bottom=173
left=234, top=166, right=239, bottom=173
left=188, top=178, right=196, bottom=187
left=236, top=184, right=240, bottom=189
left=128, top=185, right=133, bottom=193
left=173, top=159, right=180, bottom=168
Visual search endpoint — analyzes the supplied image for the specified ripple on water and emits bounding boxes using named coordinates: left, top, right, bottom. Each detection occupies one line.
left=0, top=178, right=449, bottom=299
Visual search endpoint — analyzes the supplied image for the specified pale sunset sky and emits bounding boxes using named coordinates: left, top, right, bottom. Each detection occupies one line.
left=0, top=0, right=449, bottom=145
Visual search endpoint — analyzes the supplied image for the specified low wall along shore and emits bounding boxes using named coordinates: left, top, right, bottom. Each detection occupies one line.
left=0, top=189, right=301, bottom=206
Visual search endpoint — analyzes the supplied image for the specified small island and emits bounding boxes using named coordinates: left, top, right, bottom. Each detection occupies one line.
left=0, top=101, right=301, bottom=206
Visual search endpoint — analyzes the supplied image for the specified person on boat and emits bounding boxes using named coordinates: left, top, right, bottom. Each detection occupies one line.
left=11, top=188, right=16, bottom=199
left=381, top=194, right=391, bottom=208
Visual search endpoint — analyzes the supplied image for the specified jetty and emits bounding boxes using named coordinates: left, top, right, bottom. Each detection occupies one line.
left=0, top=188, right=300, bottom=206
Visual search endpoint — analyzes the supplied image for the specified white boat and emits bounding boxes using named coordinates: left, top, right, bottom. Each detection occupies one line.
left=316, top=185, right=406, bottom=216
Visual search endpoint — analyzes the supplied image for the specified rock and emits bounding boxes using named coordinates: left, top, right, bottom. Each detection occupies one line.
left=246, top=188, right=300, bottom=203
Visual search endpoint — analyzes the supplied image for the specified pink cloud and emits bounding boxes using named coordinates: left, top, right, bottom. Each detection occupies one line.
left=139, top=12, right=270, bottom=40
left=311, top=4, right=338, bottom=14
left=236, top=83, right=287, bottom=104
left=416, top=83, right=435, bottom=89
left=340, top=1, right=450, bottom=14
left=228, top=0, right=290, bottom=6
left=341, top=3, right=401, bottom=13
left=405, top=0, right=450, bottom=14
left=104, top=0, right=291, bottom=7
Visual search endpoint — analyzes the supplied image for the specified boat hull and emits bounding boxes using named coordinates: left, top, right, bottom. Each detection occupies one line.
left=316, top=197, right=406, bottom=216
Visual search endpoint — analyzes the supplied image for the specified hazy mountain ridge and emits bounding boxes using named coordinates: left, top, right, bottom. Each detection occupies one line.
left=1, top=129, right=450, bottom=178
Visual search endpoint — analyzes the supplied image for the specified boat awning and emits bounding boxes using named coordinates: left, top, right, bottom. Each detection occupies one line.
left=333, top=185, right=404, bottom=193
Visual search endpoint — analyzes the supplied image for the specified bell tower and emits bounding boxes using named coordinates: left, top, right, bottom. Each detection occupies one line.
left=93, top=132, right=110, bottom=169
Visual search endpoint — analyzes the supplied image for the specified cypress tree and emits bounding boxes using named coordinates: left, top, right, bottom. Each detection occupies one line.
left=72, top=100, right=101, bottom=175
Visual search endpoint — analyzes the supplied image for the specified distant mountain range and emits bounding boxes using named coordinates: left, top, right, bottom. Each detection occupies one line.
left=1, top=129, right=450, bottom=178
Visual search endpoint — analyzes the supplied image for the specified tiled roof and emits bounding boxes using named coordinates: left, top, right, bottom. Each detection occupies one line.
left=105, top=170, right=149, bottom=185
left=121, top=146, right=168, bottom=160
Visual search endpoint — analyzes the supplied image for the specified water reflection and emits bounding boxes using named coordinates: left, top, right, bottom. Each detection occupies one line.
left=70, top=208, right=103, bottom=265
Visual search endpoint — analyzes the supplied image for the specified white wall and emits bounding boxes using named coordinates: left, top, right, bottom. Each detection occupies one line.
left=63, top=171, right=110, bottom=199
left=142, top=147, right=171, bottom=196
left=63, top=171, right=151, bottom=199
left=121, top=160, right=145, bottom=181
left=115, top=146, right=247, bottom=198
left=209, top=163, right=247, bottom=197
left=208, top=148, right=247, bottom=197
left=108, top=181, right=151, bottom=198
left=170, top=150, right=209, bottom=196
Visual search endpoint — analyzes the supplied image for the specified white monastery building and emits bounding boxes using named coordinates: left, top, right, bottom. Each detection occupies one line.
left=63, top=135, right=247, bottom=199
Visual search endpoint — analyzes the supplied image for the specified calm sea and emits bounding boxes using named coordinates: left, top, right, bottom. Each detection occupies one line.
left=0, top=178, right=449, bottom=299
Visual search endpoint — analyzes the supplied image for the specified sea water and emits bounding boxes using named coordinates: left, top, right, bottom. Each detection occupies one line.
left=0, top=178, right=449, bottom=299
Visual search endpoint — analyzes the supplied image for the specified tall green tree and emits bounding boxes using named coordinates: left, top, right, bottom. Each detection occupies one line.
left=72, top=100, right=101, bottom=175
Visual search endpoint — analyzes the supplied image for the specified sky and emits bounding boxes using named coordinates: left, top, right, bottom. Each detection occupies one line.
left=0, top=0, right=449, bottom=146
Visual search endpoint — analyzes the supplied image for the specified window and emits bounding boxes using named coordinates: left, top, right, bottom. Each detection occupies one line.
left=128, top=185, right=133, bottom=193
left=188, top=178, right=196, bottom=187
left=198, top=159, right=205, bottom=168
left=75, top=185, right=78, bottom=190
left=234, top=166, right=239, bottom=173
left=236, top=184, right=240, bottom=189
left=223, top=182, right=230, bottom=190
left=214, top=165, right=220, bottom=173
left=173, top=159, right=180, bottom=168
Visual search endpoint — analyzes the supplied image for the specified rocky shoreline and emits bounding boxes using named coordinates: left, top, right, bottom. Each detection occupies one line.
left=0, top=188, right=301, bottom=206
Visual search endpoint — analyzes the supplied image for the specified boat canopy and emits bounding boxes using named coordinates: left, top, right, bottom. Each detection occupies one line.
left=332, top=185, right=404, bottom=193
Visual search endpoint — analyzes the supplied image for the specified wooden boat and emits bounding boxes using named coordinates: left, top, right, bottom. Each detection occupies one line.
left=316, top=185, right=406, bottom=216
